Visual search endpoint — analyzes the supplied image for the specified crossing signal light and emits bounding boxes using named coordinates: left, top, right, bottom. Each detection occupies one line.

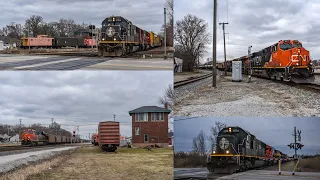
left=89, top=25, right=95, bottom=29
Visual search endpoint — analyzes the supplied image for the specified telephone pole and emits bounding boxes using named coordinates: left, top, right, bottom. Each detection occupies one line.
left=212, top=0, right=217, bottom=87
left=164, top=8, right=167, bottom=59
left=294, top=126, right=297, bottom=159
left=219, top=22, right=229, bottom=76
left=19, top=119, right=21, bottom=142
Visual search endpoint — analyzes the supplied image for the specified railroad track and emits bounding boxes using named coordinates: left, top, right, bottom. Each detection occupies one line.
left=174, top=73, right=213, bottom=88
left=0, top=144, right=72, bottom=153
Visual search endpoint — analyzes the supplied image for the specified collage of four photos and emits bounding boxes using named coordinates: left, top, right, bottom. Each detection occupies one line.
left=0, top=0, right=319, bottom=180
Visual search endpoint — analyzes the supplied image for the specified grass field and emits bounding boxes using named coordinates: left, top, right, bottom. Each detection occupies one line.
left=27, top=146, right=173, bottom=180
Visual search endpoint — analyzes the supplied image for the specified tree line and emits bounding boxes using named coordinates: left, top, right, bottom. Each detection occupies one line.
left=192, top=121, right=227, bottom=155
left=0, top=122, right=71, bottom=137
left=0, top=15, right=94, bottom=39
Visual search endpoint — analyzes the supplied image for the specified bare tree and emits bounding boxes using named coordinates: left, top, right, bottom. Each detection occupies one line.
left=158, top=84, right=174, bottom=111
left=24, top=15, right=44, bottom=36
left=175, top=14, right=211, bottom=72
left=56, top=18, right=77, bottom=37
left=208, top=121, right=227, bottom=152
left=192, top=130, right=207, bottom=155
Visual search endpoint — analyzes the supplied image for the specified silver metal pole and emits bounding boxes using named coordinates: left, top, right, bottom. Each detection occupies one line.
left=212, top=0, right=217, bottom=87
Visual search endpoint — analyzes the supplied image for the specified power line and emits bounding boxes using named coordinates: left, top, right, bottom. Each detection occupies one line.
left=174, top=116, right=201, bottom=122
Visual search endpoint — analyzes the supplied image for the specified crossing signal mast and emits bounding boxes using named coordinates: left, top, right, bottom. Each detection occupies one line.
left=287, top=127, right=303, bottom=159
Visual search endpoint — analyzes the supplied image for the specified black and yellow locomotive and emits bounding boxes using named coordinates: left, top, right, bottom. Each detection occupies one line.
left=98, top=16, right=151, bottom=57
left=207, top=126, right=280, bottom=174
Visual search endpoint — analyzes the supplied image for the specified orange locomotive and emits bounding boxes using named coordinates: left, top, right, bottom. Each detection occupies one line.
left=21, top=129, right=75, bottom=146
left=91, top=133, right=99, bottom=146
left=216, top=40, right=314, bottom=82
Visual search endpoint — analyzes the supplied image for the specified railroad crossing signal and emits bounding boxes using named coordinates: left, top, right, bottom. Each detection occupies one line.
left=73, top=131, right=76, bottom=137
left=288, top=143, right=304, bottom=149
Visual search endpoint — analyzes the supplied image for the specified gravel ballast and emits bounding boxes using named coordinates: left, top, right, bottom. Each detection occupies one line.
left=0, top=146, right=77, bottom=174
left=174, top=74, right=320, bottom=117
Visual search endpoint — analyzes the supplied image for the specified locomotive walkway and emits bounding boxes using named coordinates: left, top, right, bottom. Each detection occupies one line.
left=0, top=54, right=173, bottom=70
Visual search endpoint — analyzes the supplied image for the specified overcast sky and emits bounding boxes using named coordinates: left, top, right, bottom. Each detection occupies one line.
left=174, top=117, right=320, bottom=156
left=0, top=71, right=173, bottom=139
left=0, top=0, right=167, bottom=33
left=175, top=0, right=320, bottom=63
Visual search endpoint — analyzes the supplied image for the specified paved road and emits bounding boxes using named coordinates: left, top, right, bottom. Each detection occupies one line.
left=0, top=54, right=173, bottom=70
left=174, top=168, right=320, bottom=180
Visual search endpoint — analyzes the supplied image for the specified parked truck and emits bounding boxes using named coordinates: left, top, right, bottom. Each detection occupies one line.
left=98, top=121, right=120, bottom=152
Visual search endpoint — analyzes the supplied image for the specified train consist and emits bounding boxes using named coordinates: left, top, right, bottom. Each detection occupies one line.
left=98, top=16, right=162, bottom=57
left=21, top=129, right=80, bottom=146
left=20, top=35, right=97, bottom=49
left=202, top=40, right=315, bottom=82
left=207, top=126, right=290, bottom=174
left=91, top=133, right=99, bottom=146
left=98, top=121, right=120, bottom=152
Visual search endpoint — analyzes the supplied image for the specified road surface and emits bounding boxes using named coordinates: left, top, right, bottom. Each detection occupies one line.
left=174, top=168, right=320, bottom=180
left=0, top=54, right=173, bottom=70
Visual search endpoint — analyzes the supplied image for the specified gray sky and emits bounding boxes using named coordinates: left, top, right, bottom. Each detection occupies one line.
left=175, top=0, right=320, bottom=63
left=0, top=0, right=167, bottom=33
left=0, top=71, right=173, bottom=139
left=174, top=117, right=320, bottom=156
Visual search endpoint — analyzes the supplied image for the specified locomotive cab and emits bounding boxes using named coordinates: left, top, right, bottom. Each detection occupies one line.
left=207, top=127, right=266, bottom=174
left=98, top=16, right=140, bottom=57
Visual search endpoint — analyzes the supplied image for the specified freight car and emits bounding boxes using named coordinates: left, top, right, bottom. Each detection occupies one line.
left=20, top=35, right=97, bottom=49
left=98, top=16, right=162, bottom=57
left=207, top=126, right=288, bottom=174
left=21, top=129, right=74, bottom=146
left=98, top=121, right=120, bottom=152
left=214, top=40, right=314, bottom=82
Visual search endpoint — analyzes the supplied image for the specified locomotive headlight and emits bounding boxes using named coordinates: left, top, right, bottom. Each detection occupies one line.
left=226, top=150, right=229, bottom=154
left=296, top=63, right=299, bottom=65
left=228, top=127, right=232, bottom=132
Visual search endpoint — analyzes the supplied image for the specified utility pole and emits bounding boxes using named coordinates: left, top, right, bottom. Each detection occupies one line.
left=113, top=114, right=116, bottom=122
left=248, top=46, right=252, bottom=82
left=51, top=118, right=54, bottom=128
left=164, top=8, right=167, bottom=60
left=294, top=126, right=297, bottom=159
left=19, top=119, right=21, bottom=142
left=212, top=0, right=217, bottom=87
left=219, top=22, right=228, bottom=76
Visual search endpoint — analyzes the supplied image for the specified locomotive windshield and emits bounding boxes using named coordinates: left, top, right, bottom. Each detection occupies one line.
left=293, top=43, right=302, bottom=48
left=280, top=43, right=292, bottom=51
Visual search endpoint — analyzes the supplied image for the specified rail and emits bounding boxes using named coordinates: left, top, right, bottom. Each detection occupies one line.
left=174, top=73, right=213, bottom=88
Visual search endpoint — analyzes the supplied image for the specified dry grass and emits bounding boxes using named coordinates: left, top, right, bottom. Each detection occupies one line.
left=0, top=149, right=77, bottom=180
left=174, top=152, right=207, bottom=168
left=300, top=157, right=320, bottom=172
left=28, top=146, right=173, bottom=180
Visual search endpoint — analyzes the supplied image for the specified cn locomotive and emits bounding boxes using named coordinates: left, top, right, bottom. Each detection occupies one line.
left=98, top=16, right=162, bottom=57
left=207, top=126, right=289, bottom=174
left=21, top=129, right=79, bottom=146
left=214, top=40, right=314, bottom=82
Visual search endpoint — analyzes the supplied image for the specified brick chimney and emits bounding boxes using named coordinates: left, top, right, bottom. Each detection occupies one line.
left=164, top=103, right=168, bottom=109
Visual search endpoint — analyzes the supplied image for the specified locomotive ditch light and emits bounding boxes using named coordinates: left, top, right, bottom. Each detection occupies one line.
left=226, top=150, right=229, bottom=154
left=213, top=151, right=216, bottom=154
left=102, top=38, right=105, bottom=41
left=114, top=38, right=116, bottom=41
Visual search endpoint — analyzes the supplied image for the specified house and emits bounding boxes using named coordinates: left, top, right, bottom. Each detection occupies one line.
left=129, top=104, right=171, bottom=147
